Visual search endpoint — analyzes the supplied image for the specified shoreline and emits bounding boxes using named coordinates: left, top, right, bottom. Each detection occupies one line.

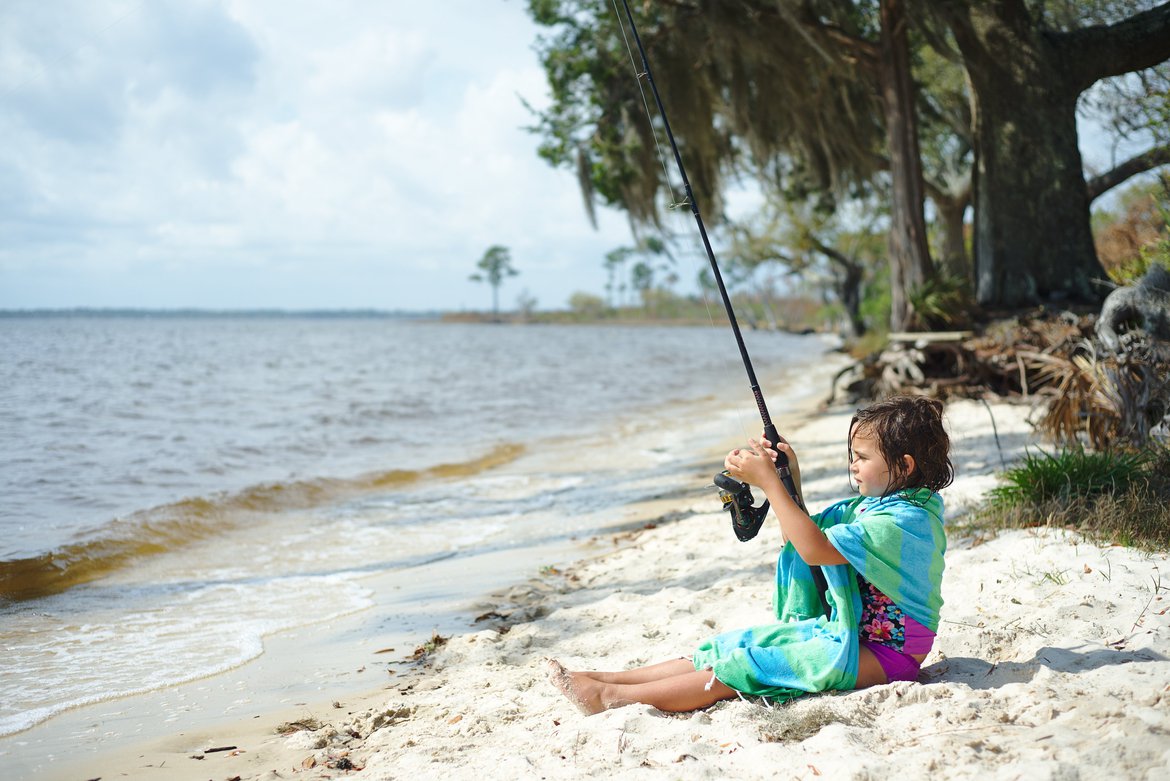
left=10, top=342, right=850, bottom=779
left=39, top=394, right=1170, bottom=780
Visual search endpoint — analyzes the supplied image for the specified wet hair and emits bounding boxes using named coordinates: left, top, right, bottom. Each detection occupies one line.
left=850, top=395, right=954, bottom=495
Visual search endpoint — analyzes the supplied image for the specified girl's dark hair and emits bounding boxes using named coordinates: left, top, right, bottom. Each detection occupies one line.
left=850, top=395, right=954, bottom=495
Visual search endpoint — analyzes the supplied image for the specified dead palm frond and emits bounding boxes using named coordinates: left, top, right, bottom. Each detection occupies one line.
left=1020, top=342, right=1116, bottom=448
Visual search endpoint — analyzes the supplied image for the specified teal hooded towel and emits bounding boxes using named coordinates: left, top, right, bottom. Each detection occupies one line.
left=692, top=489, right=945, bottom=700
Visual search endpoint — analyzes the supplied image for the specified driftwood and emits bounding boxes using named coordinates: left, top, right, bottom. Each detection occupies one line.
left=832, top=308, right=1170, bottom=448
left=832, top=312, right=1091, bottom=403
left=1096, top=265, right=1170, bottom=354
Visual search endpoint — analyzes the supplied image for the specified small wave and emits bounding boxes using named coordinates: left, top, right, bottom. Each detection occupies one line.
left=0, top=572, right=374, bottom=737
left=0, top=443, right=524, bottom=603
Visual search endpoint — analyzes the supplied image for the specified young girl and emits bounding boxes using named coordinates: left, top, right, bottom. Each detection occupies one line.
left=549, top=395, right=954, bottom=715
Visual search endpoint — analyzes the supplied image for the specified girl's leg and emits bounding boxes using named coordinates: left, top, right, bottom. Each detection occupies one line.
left=854, top=644, right=889, bottom=688
left=549, top=660, right=737, bottom=715
left=573, top=657, right=695, bottom=684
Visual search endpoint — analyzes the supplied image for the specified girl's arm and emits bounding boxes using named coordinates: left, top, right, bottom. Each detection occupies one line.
left=725, top=439, right=847, bottom=566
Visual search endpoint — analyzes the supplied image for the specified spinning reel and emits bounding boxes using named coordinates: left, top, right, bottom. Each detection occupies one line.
left=714, top=470, right=770, bottom=542
left=713, top=425, right=805, bottom=542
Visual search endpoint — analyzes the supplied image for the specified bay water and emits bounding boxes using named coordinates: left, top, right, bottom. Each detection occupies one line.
left=0, top=314, right=830, bottom=765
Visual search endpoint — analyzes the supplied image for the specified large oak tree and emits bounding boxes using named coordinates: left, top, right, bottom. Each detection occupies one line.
left=528, top=0, right=1170, bottom=323
left=935, top=0, right=1170, bottom=308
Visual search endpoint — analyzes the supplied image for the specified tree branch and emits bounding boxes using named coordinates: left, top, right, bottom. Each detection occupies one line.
left=810, top=236, right=860, bottom=273
left=1086, top=144, right=1170, bottom=203
left=1058, top=2, right=1170, bottom=91
left=769, top=1, right=880, bottom=72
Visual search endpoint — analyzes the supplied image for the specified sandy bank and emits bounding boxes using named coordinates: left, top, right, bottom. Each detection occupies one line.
left=49, top=398, right=1170, bottom=780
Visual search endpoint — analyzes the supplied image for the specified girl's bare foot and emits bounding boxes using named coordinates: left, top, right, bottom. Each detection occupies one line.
left=546, top=659, right=606, bottom=715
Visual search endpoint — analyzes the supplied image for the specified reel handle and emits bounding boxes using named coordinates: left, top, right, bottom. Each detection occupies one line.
left=715, top=424, right=805, bottom=542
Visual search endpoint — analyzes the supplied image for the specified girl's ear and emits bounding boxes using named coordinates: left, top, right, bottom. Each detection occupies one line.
left=902, top=454, right=917, bottom=476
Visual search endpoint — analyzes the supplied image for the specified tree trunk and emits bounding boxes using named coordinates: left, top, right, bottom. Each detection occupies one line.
left=944, top=3, right=1106, bottom=308
left=813, top=240, right=867, bottom=338
left=878, top=0, right=935, bottom=330
left=935, top=192, right=970, bottom=283
left=840, top=261, right=867, bottom=338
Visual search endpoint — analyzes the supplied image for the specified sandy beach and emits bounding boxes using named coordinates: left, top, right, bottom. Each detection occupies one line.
left=45, top=397, right=1170, bottom=780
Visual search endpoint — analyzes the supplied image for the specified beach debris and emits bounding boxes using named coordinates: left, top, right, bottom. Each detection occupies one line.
left=371, top=706, right=414, bottom=729
left=410, top=630, right=449, bottom=661
left=205, top=745, right=237, bottom=753
left=333, top=756, right=357, bottom=770
left=302, top=755, right=317, bottom=769
left=276, top=717, right=323, bottom=735
left=473, top=610, right=506, bottom=623
left=332, top=701, right=342, bottom=708
left=374, top=646, right=395, bottom=654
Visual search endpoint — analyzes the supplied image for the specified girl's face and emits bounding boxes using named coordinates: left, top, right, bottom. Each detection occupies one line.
left=849, top=427, right=893, bottom=497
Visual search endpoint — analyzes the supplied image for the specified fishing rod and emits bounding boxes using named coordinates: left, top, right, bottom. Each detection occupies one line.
left=615, top=0, right=806, bottom=542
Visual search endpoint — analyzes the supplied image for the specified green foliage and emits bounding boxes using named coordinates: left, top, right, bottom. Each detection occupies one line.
left=469, top=245, right=519, bottom=317
left=470, top=245, right=518, bottom=287
left=1093, top=179, right=1170, bottom=284
left=567, top=291, right=608, bottom=319
left=525, top=0, right=887, bottom=227
left=858, top=260, right=891, bottom=336
left=907, top=273, right=973, bottom=329
left=989, top=447, right=1149, bottom=506
left=972, top=444, right=1170, bottom=551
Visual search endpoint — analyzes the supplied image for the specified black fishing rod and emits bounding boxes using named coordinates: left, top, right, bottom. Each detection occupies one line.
left=616, top=0, right=806, bottom=542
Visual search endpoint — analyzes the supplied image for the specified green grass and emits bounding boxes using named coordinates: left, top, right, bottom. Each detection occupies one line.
left=971, top=444, right=1170, bottom=551
left=988, top=447, right=1149, bottom=505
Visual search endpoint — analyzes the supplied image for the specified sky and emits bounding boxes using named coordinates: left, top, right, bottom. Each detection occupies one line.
left=0, top=1, right=1154, bottom=313
left=0, top=0, right=644, bottom=312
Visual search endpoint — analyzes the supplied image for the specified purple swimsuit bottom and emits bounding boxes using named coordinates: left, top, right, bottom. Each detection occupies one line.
left=857, top=576, right=935, bottom=683
left=860, top=615, right=935, bottom=682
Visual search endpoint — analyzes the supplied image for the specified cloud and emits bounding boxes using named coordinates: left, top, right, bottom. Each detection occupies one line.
left=0, top=0, right=631, bottom=309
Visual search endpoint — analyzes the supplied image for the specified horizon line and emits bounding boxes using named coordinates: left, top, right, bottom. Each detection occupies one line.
left=0, top=307, right=447, bottom=318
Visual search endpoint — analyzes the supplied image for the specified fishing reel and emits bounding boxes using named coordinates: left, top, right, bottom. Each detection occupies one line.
left=714, top=470, right=771, bottom=542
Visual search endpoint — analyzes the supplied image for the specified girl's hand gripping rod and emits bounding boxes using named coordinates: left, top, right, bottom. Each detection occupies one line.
left=616, top=0, right=805, bottom=541
left=715, top=424, right=804, bottom=542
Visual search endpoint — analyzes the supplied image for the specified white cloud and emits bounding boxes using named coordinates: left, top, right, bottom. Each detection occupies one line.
left=0, top=0, right=632, bottom=309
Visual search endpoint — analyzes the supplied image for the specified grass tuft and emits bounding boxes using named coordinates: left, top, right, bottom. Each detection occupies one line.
left=988, top=447, right=1149, bottom=505
left=972, top=444, right=1170, bottom=551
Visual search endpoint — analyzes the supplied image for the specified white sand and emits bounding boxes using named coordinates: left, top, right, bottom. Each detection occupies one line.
left=52, top=399, right=1170, bottom=780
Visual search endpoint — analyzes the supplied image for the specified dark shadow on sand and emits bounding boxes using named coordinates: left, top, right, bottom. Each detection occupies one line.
left=923, top=644, right=1166, bottom=689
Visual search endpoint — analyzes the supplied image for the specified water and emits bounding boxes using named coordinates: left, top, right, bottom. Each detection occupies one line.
left=0, top=314, right=828, bottom=745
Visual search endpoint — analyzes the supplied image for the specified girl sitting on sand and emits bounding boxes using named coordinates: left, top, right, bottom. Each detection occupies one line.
left=549, top=395, right=953, bottom=714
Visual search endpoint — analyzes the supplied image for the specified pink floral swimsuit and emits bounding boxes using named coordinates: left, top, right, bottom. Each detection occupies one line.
left=857, top=574, right=935, bottom=681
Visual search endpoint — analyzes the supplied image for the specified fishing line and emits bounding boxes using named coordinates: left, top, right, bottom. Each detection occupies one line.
left=609, top=0, right=684, bottom=211
left=610, top=0, right=810, bottom=545
left=1, top=1, right=148, bottom=93
left=607, top=0, right=755, bottom=449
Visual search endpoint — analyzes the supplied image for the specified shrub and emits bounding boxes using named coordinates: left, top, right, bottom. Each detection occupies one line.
left=988, top=447, right=1148, bottom=506
left=972, top=444, right=1170, bottom=551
